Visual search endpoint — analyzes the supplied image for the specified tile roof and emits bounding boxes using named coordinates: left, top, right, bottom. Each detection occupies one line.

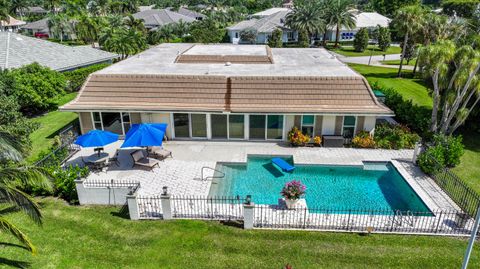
left=21, top=18, right=49, bottom=31
left=61, top=44, right=392, bottom=116
left=0, top=16, right=26, bottom=27
left=0, top=32, right=118, bottom=71
left=132, top=9, right=196, bottom=28
left=227, top=10, right=292, bottom=33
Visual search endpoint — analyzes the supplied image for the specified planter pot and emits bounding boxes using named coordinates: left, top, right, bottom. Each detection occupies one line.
left=285, top=198, right=299, bottom=209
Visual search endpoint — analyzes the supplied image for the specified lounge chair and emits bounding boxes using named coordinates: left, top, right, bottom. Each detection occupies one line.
left=130, top=150, right=160, bottom=170
left=149, top=146, right=172, bottom=160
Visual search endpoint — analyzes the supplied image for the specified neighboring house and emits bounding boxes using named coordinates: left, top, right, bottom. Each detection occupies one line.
left=250, top=7, right=290, bottom=18
left=325, top=12, right=391, bottom=42
left=138, top=5, right=155, bottom=12
left=23, top=6, right=48, bottom=16
left=132, top=9, right=197, bottom=30
left=227, top=10, right=297, bottom=44
left=61, top=43, right=392, bottom=141
left=171, top=7, right=206, bottom=20
left=21, top=18, right=50, bottom=37
left=0, top=16, right=26, bottom=32
left=0, top=32, right=118, bottom=71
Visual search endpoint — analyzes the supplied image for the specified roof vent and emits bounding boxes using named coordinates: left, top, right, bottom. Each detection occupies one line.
left=225, top=62, right=232, bottom=66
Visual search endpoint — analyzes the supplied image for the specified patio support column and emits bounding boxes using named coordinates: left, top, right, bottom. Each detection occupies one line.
left=412, top=142, right=422, bottom=164
left=74, top=179, right=87, bottom=205
left=126, top=194, right=140, bottom=220
left=161, top=193, right=172, bottom=220
left=243, top=203, right=255, bottom=229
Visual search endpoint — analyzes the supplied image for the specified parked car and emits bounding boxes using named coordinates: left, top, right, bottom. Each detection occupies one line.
left=34, top=32, right=49, bottom=39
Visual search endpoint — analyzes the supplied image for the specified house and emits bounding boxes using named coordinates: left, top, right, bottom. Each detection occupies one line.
left=61, top=43, right=392, bottom=142
left=227, top=10, right=297, bottom=44
left=22, top=6, right=48, bottom=16
left=0, top=16, right=26, bottom=32
left=171, top=7, right=206, bottom=20
left=132, top=9, right=197, bottom=30
left=21, top=18, right=50, bottom=38
left=325, top=12, right=391, bottom=42
left=0, top=32, right=118, bottom=71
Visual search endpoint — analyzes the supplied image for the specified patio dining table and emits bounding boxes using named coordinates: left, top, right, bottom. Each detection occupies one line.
left=85, top=152, right=109, bottom=170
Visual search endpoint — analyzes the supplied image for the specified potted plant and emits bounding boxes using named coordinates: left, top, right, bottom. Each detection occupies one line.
left=280, top=180, right=306, bottom=209
left=313, top=136, right=322, bottom=146
left=287, top=127, right=310, bottom=147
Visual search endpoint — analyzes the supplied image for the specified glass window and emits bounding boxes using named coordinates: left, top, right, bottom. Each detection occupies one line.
left=249, top=115, right=266, bottom=140
left=301, top=115, right=314, bottom=136
left=191, top=114, right=207, bottom=138
left=122, top=112, right=131, bottom=134
left=211, top=114, right=228, bottom=139
left=174, top=113, right=190, bottom=138
left=267, top=115, right=283, bottom=140
left=343, top=116, right=356, bottom=139
left=229, top=114, right=244, bottom=139
left=101, top=112, right=123, bottom=134
left=92, top=112, right=102, bottom=130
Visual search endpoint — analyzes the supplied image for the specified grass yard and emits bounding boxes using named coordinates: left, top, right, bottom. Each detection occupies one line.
left=452, top=130, right=480, bottom=194
left=330, top=45, right=401, bottom=57
left=348, top=63, right=432, bottom=108
left=0, top=198, right=478, bottom=269
left=27, top=92, right=79, bottom=162
left=381, top=59, right=417, bottom=66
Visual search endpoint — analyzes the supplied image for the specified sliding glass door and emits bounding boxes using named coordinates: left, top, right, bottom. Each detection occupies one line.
left=191, top=114, right=207, bottom=138
left=249, top=115, right=266, bottom=140
left=173, top=113, right=189, bottom=138
left=229, top=115, right=244, bottom=139
left=267, top=115, right=284, bottom=140
left=211, top=114, right=228, bottom=139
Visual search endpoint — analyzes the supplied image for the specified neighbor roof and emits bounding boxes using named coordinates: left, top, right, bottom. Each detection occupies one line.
left=62, top=44, right=392, bottom=116
left=251, top=7, right=290, bottom=17
left=0, top=32, right=118, bottom=71
left=132, top=9, right=196, bottom=28
left=21, top=18, right=49, bottom=31
left=0, top=16, right=26, bottom=27
left=228, top=11, right=292, bottom=33
left=24, top=6, right=48, bottom=14
left=172, top=7, right=206, bottom=19
left=354, top=12, right=391, bottom=28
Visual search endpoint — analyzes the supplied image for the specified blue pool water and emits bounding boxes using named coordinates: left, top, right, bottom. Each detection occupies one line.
left=209, top=156, right=431, bottom=214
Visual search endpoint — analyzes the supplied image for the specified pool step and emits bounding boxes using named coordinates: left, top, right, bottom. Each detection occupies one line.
left=363, top=162, right=389, bottom=171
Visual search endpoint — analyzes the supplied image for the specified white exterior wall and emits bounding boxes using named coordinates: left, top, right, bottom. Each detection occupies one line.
left=75, top=180, right=135, bottom=205
left=364, top=116, right=376, bottom=135
left=283, top=115, right=295, bottom=140
left=321, top=115, right=336, bottom=135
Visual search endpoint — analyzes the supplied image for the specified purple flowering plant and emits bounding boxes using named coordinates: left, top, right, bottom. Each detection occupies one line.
left=280, top=180, right=306, bottom=200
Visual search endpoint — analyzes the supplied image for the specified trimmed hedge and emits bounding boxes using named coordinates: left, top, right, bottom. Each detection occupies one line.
left=63, top=63, right=111, bottom=92
left=442, top=0, right=480, bottom=18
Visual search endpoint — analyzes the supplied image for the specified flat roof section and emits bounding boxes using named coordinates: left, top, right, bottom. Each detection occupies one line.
left=183, top=44, right=268, bottom=56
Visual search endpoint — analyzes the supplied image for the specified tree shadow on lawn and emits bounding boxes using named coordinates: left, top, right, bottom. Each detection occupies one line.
left=0, top=244, right=31, bottom=269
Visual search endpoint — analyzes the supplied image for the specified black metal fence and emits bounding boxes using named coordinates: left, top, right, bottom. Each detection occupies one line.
left=171, top=196, right=244, bottom=220
left=422, top=153, right=480, bottom=218
left=137, top=196, right=163, bottom=219
left=84, top=179, right=140, bottom=193
left=253, top=206, right=474, bottom=235
left=35, top=121, right=81, bottom=167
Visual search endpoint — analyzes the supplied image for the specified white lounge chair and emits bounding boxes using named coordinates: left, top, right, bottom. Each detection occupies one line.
left=130, top=150, right=160, bottom=170
left=149, top=146, right=172, bottom=160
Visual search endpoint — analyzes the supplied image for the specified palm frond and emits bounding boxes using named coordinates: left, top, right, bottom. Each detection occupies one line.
left=0, top=131, right=23, bottom=162
left=0, top=166, right=53, bottom=192
left=0, top=216, right=37, bottom=254
left=0, top=184, right=43, bottom=225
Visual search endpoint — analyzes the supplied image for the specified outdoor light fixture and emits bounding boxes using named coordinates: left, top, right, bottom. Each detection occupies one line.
left=245, top=195, right=252, bottom=205
left=162, top=186, right=168, bottom=195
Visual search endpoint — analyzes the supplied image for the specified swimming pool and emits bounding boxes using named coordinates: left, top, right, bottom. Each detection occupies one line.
left=209, top=155, right=432, bottom=214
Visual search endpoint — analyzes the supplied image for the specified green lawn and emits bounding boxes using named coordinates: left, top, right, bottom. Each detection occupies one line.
left=27, top=92, right=79, bottom=162
left=381, top=59, right=417, bottom=66
left=348, top=63, right=432, bottom=108
left=330, top=46, right=402, bottom=57
left=452, top=130, right=480, bottom=194
left=0, top=198, right=478, bottom=268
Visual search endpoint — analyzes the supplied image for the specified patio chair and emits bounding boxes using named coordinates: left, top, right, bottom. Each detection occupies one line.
left=108, top=149, right=120, bottom=166
left=130, top=150, right=160, bottom=170
left=148, top=146, right=172, bottom=160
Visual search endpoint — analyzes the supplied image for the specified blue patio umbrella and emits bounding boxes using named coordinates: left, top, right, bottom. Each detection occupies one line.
left=75, top=130, right=119, bottom=148
left=121, top=123, right=166, bottom=148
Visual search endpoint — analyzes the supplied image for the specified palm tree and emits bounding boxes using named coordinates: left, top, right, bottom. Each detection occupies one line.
left=285, top=1, right=326, bottom=45
left=124, top=14, right=145, bottom=33
left=393, top=5, right=425, bottom=77
left=102, top=27, right=147, bottom=59
left=0, top=131, right=52, bottom=254
left=9, top=0, right=28, bottom=18
left=149, top=24, right=176, bottom=44
left=44, top=0, right=61, bottom=14
left=324, top=0, right=356, bottom=48
left=76, top=13, right=100, bottom=47
left=172, top=20, right=190, bottom=38
left=47, top=13, right=73, bottom=43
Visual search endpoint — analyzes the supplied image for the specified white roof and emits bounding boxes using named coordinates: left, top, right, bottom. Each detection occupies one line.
left=252, top=7, right=290, bottom=17
left=354, top=12, right=391, bottom=28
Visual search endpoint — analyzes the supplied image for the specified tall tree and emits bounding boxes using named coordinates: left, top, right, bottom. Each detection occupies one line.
left=44, top=0, right=61, bottom=13
left=172, top=20, right=190, bottom=38
left=76, top=13, right=101, bottom=47
left=285, top=0, right=326, bottom=45
left=392, top=5, right=425, bottom=77
left=376, top=25, right=391, bottom=52
left=101, top=27, right=147, bottom=59
left=0, top=131, right=52, bottom=254
left=9, top=0, right=28, bottom=17
left=0, top=0, right=9, bottom=27
left=418, top=40, right=480, bottom=134
left=325, top=0, right=356, bottom=48
left=47, top=13, right=73, bottom=43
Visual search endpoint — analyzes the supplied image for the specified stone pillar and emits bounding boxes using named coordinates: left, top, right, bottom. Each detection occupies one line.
left=412, top=142, right=422, bottom=164
left=74, top=179, right=86, bottom=205
left=243, top=203, right=255, bottom=229
left=161, top=194, right=172, bottom=220
left=126, top=194, right=140, bottom=220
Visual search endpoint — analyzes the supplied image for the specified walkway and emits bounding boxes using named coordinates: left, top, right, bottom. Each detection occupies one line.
left=330, top=52, right=415, bottom=70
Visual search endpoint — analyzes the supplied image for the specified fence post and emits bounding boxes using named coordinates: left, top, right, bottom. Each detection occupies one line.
left=243, top=200, right=255, bottom=230
left=160, top=186, right=172, bottom=220
left=74, top=177, right=86, bottom=205
left=126, top=193, right=139, bottom=220
left=412, top=142, right=422, bottom=164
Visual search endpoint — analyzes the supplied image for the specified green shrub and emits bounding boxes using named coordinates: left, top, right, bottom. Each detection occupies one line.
left=51, top=165, right=90, bottom=204
left=268, top=28, right=283, bottom=48
left=432, top=134, right=465, bottom=167
left=298, top=30, right=310, bottom=48
left=374, top=84, right=431, bottom=136
left=352, top=131, right=376, bottom=148
left=63, top=63, right=110, bottom=92
left=374, top=123, right=420, bottom=149
left=443, top=0, right=480, bottom=18
left=353, top=28, right=369, bottom=52
left=417, top=146, right=445, bottom=174
left=376, top=26, right=391, bottom=52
